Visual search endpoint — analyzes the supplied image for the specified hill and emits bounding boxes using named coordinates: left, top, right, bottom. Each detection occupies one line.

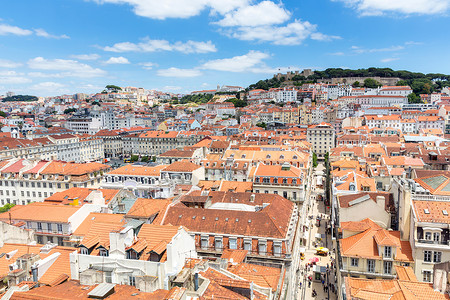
left=2, top=95, right=38, bottom=102
left=248, top=67, right=450, bottom=103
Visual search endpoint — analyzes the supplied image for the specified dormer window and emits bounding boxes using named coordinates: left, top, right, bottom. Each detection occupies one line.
left=241, top=154, right=246, bottom=159
left=266, top=154, right=271, bottom=159
left=279, top=155, right=284, bottom=159
left=384, top=246, right=392, bottom=258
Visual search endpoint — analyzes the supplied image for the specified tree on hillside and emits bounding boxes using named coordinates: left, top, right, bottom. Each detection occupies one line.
left=229, top=98, right=248, bottom=107
left=363, top=78, right=381, bottom=88
left=256, top=122, right=267, bottom=129
left=0, top=111, right=6, bottom=117
left=352, top=81, right=360, bottom=88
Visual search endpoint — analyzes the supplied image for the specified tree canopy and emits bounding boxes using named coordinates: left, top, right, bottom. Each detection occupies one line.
left=228, top=98, right=248, bottom=107
left=2, top=95, right=38, bottom=102
left=178, top=93, right=214, bottom=104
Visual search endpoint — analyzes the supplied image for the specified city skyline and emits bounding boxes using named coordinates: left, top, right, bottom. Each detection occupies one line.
left=1, top=0, right=450, bottom=96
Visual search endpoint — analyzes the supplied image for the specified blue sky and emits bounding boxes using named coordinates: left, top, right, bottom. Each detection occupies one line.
left=0, top=0, right=449, bottom=96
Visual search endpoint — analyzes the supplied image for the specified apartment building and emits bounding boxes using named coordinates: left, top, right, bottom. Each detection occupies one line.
left=251, top=162, right=305, bottom=203
left=0, top=202, right=103, bottom=246
left=102, top=164, right=169, bottom=198
left=0, top=159, right=110, bottom=205
left=307, top=122, right=336, bottom=157
left=339, top=219, right=413, bottom=281
left=161, top=191, right=298, bottom=265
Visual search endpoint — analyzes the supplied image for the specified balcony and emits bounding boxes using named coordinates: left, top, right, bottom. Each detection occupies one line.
left=418, top=239, right=449, bottom=246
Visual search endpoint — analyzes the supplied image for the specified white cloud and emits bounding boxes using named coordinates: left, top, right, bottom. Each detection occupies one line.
left=0, top=71, right=32, bottom=84
left=34, top=28, right=69, bottom=39
left=70, top=54, right=101, bottom=60
left=105, top=56, right=130, bottom=64
left=334, top=0, right=450, bottom=15
left=0, top=24, right=32, bottom=36
left=328, top=52, right=345, bottom=56
left=201, top=50, right=272, bottom=73
left=380, top=57, right=399, bottom=63
left=351, top=45, right=404, bottom=54
left=139, top=62, right=157, bottom=70
left=103, top=38, right=217, bottom=53
left=227, top=20, right=338, bottom=45
left=0, top=59, right=23, bottom=68
left=157, top=67, right=202, bottom=77
left=92, top=0, right=248, bottom=19
left=27, top=57, right=107, bottom=78
left=216, top=1, right=290, bottom=27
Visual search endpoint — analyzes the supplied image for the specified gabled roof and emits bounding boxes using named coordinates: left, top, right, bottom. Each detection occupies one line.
left=0, top=202, right=80, bottom=223
left=125, top=198, right=171, bottom=219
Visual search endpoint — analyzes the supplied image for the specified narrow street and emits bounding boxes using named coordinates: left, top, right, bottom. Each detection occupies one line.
left=294, top=163, right=338, bottom=300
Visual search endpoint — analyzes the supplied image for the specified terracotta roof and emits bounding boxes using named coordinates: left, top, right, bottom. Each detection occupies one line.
left=107, top=164, right=167, bottom=176
left=395, top=266, right=418, bottom=282
left=163, top=192, right=294, bottom=239
left=79, top=222, right=125, bottom=250
left=0, top=202, right=80, bottom=223
left=345, top=276, right=449, bottom=300
left=162, top=160, right=202, bottom=172
left=10, top=279, right=168, bottom=299
left=413, top=200, right=450, bottom=224
left=44, top=188, right=120, bottom=205
left=126, top=198, right=171, bottom=219
left=221, top=249, right=248, bottom=264
left=73, top=213, right=125, bottom=237
left=227, top=263, right=282, bottom=291
left=0, top=243, right=76, bottom=286
left=159, top=149, right=195, bottom=158
left=340, top=226, right=413, bottom=261
left=40, top=161, right=110, bottom=176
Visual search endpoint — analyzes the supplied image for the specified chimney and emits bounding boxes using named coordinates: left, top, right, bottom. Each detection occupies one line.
left=31, top=265, right=38, bottom=282
left=250, top=194, right=255, bottom=202
left=376, top=196, right=386, bottom=211
left=89, top=190, right=105, bottom=206
left=109, top=226, right=133, bottom=259
left=194, top=272, right=199, bottom=291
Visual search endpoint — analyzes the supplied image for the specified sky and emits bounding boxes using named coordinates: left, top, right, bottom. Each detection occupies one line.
left=0, top=0, right=450, bottom=97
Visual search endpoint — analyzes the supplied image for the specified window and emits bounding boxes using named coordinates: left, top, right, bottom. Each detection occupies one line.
left=433, top=232, right=440, bottom=242
left=80, top=247, right=89, bottom=255
left=244, top=239, right=252, bottom=251
left=367, top=260, right=375, bottom=273
left=383, top=261, right=392, bottom=274
left=423, top=270, right=432, bottom=282
left=37, top=235, right=43, bottom=244
left=129, top=276, right=136, bottom=287
left=47, top=223, right=52, bottom=232
left=201, top=236, right=209, bottom=250
left=57, top=237, right=63, bottom=246
left=273, top=242, right=281, bottom=257
left=351, top=258, right=358, bottom=267
left=384, top=246, right=392, bottom=258
left=283, top=191, right=288, bottom=199
left=425, top=232, right=432, bottom=240
left=229, top=238, right=237, bottom=250
left=99, top=248, right=108, bottom=257
left=26, top=221, right=31, bottom=229
left=57, top=224, right=63, bottom=233
left=424, top=250, right=432, bottom=262
left=263, top=177, right=270, bottom=184
left=258, top=240, right=267, bottom=255
left=434, top=251, right=442, bottom=263
left=37, top=222, right=42, bottom=231
left=105, top=272, right=112, bottom=283
left=215, top=237, right=223, bottom=250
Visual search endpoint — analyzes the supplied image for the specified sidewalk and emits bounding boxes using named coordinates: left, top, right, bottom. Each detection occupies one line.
left=296, top=196, right=338, bottom=300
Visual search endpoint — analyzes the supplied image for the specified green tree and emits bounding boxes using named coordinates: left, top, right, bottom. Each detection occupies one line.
left=256, top=122, right=267, bottom=129
left=131, top=155, right=139, bottom=162
left=141, top=156, right=149, bottom=163
left=229, top=98, right=248, bottom=108
left=0, top=203, right=15, bottom=213
left=363, top=78, right=381, bottom=88
left=0, top=111, right=6, bottom=117
left=408, top=93, right=422, bottom=103
left=312, top=152, right=318, bottom=168
left=64, top=108, right=77, bottom=114
left=105, top=85, right=122, bottom=92
left=352, top=81, right=360, bottom=88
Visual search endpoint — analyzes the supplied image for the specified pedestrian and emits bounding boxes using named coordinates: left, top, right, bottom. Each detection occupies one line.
left=308, top=280, right=311, bottom=288
left=299, top=281, right=302, bottom=288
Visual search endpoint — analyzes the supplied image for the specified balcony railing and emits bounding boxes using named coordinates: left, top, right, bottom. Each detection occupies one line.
left=418, top=239, right=449, bottom=246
